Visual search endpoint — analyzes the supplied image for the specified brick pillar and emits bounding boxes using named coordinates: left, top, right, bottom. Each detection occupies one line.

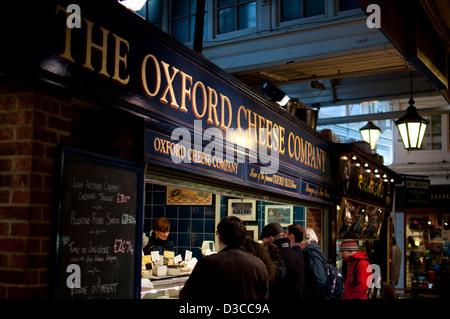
left=0, top=78, right=72, bottom=298
left=307, top=207, right=323, bottom=247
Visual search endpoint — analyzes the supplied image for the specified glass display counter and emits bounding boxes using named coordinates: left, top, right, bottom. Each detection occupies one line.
left=141, top=276, right=189, bottom=299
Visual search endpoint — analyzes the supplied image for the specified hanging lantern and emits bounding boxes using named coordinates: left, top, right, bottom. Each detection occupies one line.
left=395, top=104, right=428, bottom=149
left=359, top=121, right=381, bottom=150
left=395, top=72, right=428, bottom=150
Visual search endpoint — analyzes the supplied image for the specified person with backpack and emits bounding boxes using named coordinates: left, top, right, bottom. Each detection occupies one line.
left=260, top=222, right=305, bottom=299
left=340, top=239, right=372, bottom=299
left=300, top=227, right=327, bottom=299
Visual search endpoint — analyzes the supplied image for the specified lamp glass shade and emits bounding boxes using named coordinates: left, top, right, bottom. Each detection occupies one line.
left=359, top=122, right=381, bottom=150
left=395, top=105, right=428, bottom=150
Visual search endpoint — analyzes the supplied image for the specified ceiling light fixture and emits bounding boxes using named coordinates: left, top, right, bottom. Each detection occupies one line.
left=261, top=81, right=290, bottom=107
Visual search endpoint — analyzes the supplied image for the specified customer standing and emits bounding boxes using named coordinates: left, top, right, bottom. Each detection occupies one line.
left=243, top=237, right=276, bottom=284
left=260, top=222, right=305, bottom=299
left=300, top=227, right=327, bottom=299
left=340, top=239, right=372, bottom=299
left=179, top=216, right=269, bottom=299
left=286, top=224, right=305, bottom=258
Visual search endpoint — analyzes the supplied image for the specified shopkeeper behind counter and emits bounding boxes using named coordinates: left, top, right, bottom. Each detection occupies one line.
left=143, top=217, right=176, bottom=256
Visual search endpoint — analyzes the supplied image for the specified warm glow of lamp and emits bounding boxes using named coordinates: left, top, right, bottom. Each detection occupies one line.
left=359, top=121, right=381, bottom=150
left=395, top=105, right=428, bottom=149
left=395, top=72, right=428, bottom=150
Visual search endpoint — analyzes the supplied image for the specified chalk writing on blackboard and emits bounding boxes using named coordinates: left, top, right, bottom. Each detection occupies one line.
left=55, top=149, right=142, bottom=299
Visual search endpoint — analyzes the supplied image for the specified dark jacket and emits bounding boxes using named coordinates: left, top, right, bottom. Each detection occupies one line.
left=179, top=246, right=269, bottom=300
left=291, top=244, right=303, bottom=258
left=143, top=232, right=175, bottom=256
left=272, top=237, right=305, bottom=299
left=302, top=241, right=327, bottom=299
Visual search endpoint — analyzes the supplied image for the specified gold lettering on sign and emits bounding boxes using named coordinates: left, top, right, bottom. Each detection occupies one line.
left=141, top=54, right=161, bottom=97
left=55, top=4, right=329, bottom=176
left=56, top=7, right=130, bottom=85
left=56, top=5, right=75, bottom=63
left=83, top=18, right=110, bottom=78
left=192, top=81, right=207, bottom=119
left=357, top=174, right=384, bottom=198
left=112, top=34, right=130, bottom=85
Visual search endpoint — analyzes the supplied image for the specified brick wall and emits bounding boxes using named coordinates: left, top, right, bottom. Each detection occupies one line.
left=307, top=207, right=323, bottom=247
left=70, top=107, right=144, bottom=164
left=0, top=78, right=72, bottom=298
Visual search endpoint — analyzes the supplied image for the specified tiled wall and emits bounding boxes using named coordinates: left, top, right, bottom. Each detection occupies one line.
left=144, top=183, right=216, bottom=260
left=217, top=198, right=307, bottom=238
left=144, top=183, right=307, bottom=260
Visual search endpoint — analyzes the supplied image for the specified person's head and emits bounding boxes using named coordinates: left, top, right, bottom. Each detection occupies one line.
left=153, top=217, right=170, bottom=241
left=260, top=222, right=285, bottom=243
left=216, top=216, right=246, bottom=248
left=340, top=239, right=359, bottom=259
left=286, top=224, right=305, bottom=247
left=300, top=227, right=318, bottom=249
left=243, top=237, right=276, bottom=282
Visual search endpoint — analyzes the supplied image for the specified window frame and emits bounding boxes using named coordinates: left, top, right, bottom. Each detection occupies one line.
left=169, top=0, right=200, bottom=43
left=278, top=0, right=327, bottom=23
left=416, top=114, right=443, bottom=151
left=214, top=0, right=257, bottom=37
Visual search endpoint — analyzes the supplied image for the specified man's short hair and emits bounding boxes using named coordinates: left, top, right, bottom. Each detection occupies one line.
left=217, top=216, right=246, bottom=248
left=287, top=224, right=305, bottom=243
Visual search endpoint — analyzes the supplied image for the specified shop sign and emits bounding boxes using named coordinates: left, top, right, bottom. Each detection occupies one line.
left=4, top=0, right=331, bottom=182
left=145, top=129, right=244, bottom=181
left=404, top=178, right=430, bottom=207
left=337, top=153, right=394, bottom=208
left=429, top=185, right=449, bottom=208
left=54, top=147, right=143, bottom=299
left=2, top=0, right=334, bottom=202
left=301, top=180, right=331, bottom=201
left=247, top=164, right=300, bottom=195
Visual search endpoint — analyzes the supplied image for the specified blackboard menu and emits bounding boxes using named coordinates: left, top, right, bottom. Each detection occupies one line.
left=55, top=147, right=143, bottom=299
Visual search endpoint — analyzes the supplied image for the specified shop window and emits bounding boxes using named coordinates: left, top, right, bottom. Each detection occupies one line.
left=144, top=183, right=216, bottom=260
left=405, top=214, right=450, bottom=291
left=419, top=115, right=442, bottom=151
left=217, top=0, right=256, bottom=34
left=317, top=102, right=394, bottom=165
left=280, top=0, right=325, bottom=22
left=170, top=0, right=207, bottom=42
left=142, top=182, right=316, bottom=298
left=337, top=198, right=385, bottom=241
left=338, top=0, right=361, bottom=11
left=143, top=183, right=310, bottom=260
